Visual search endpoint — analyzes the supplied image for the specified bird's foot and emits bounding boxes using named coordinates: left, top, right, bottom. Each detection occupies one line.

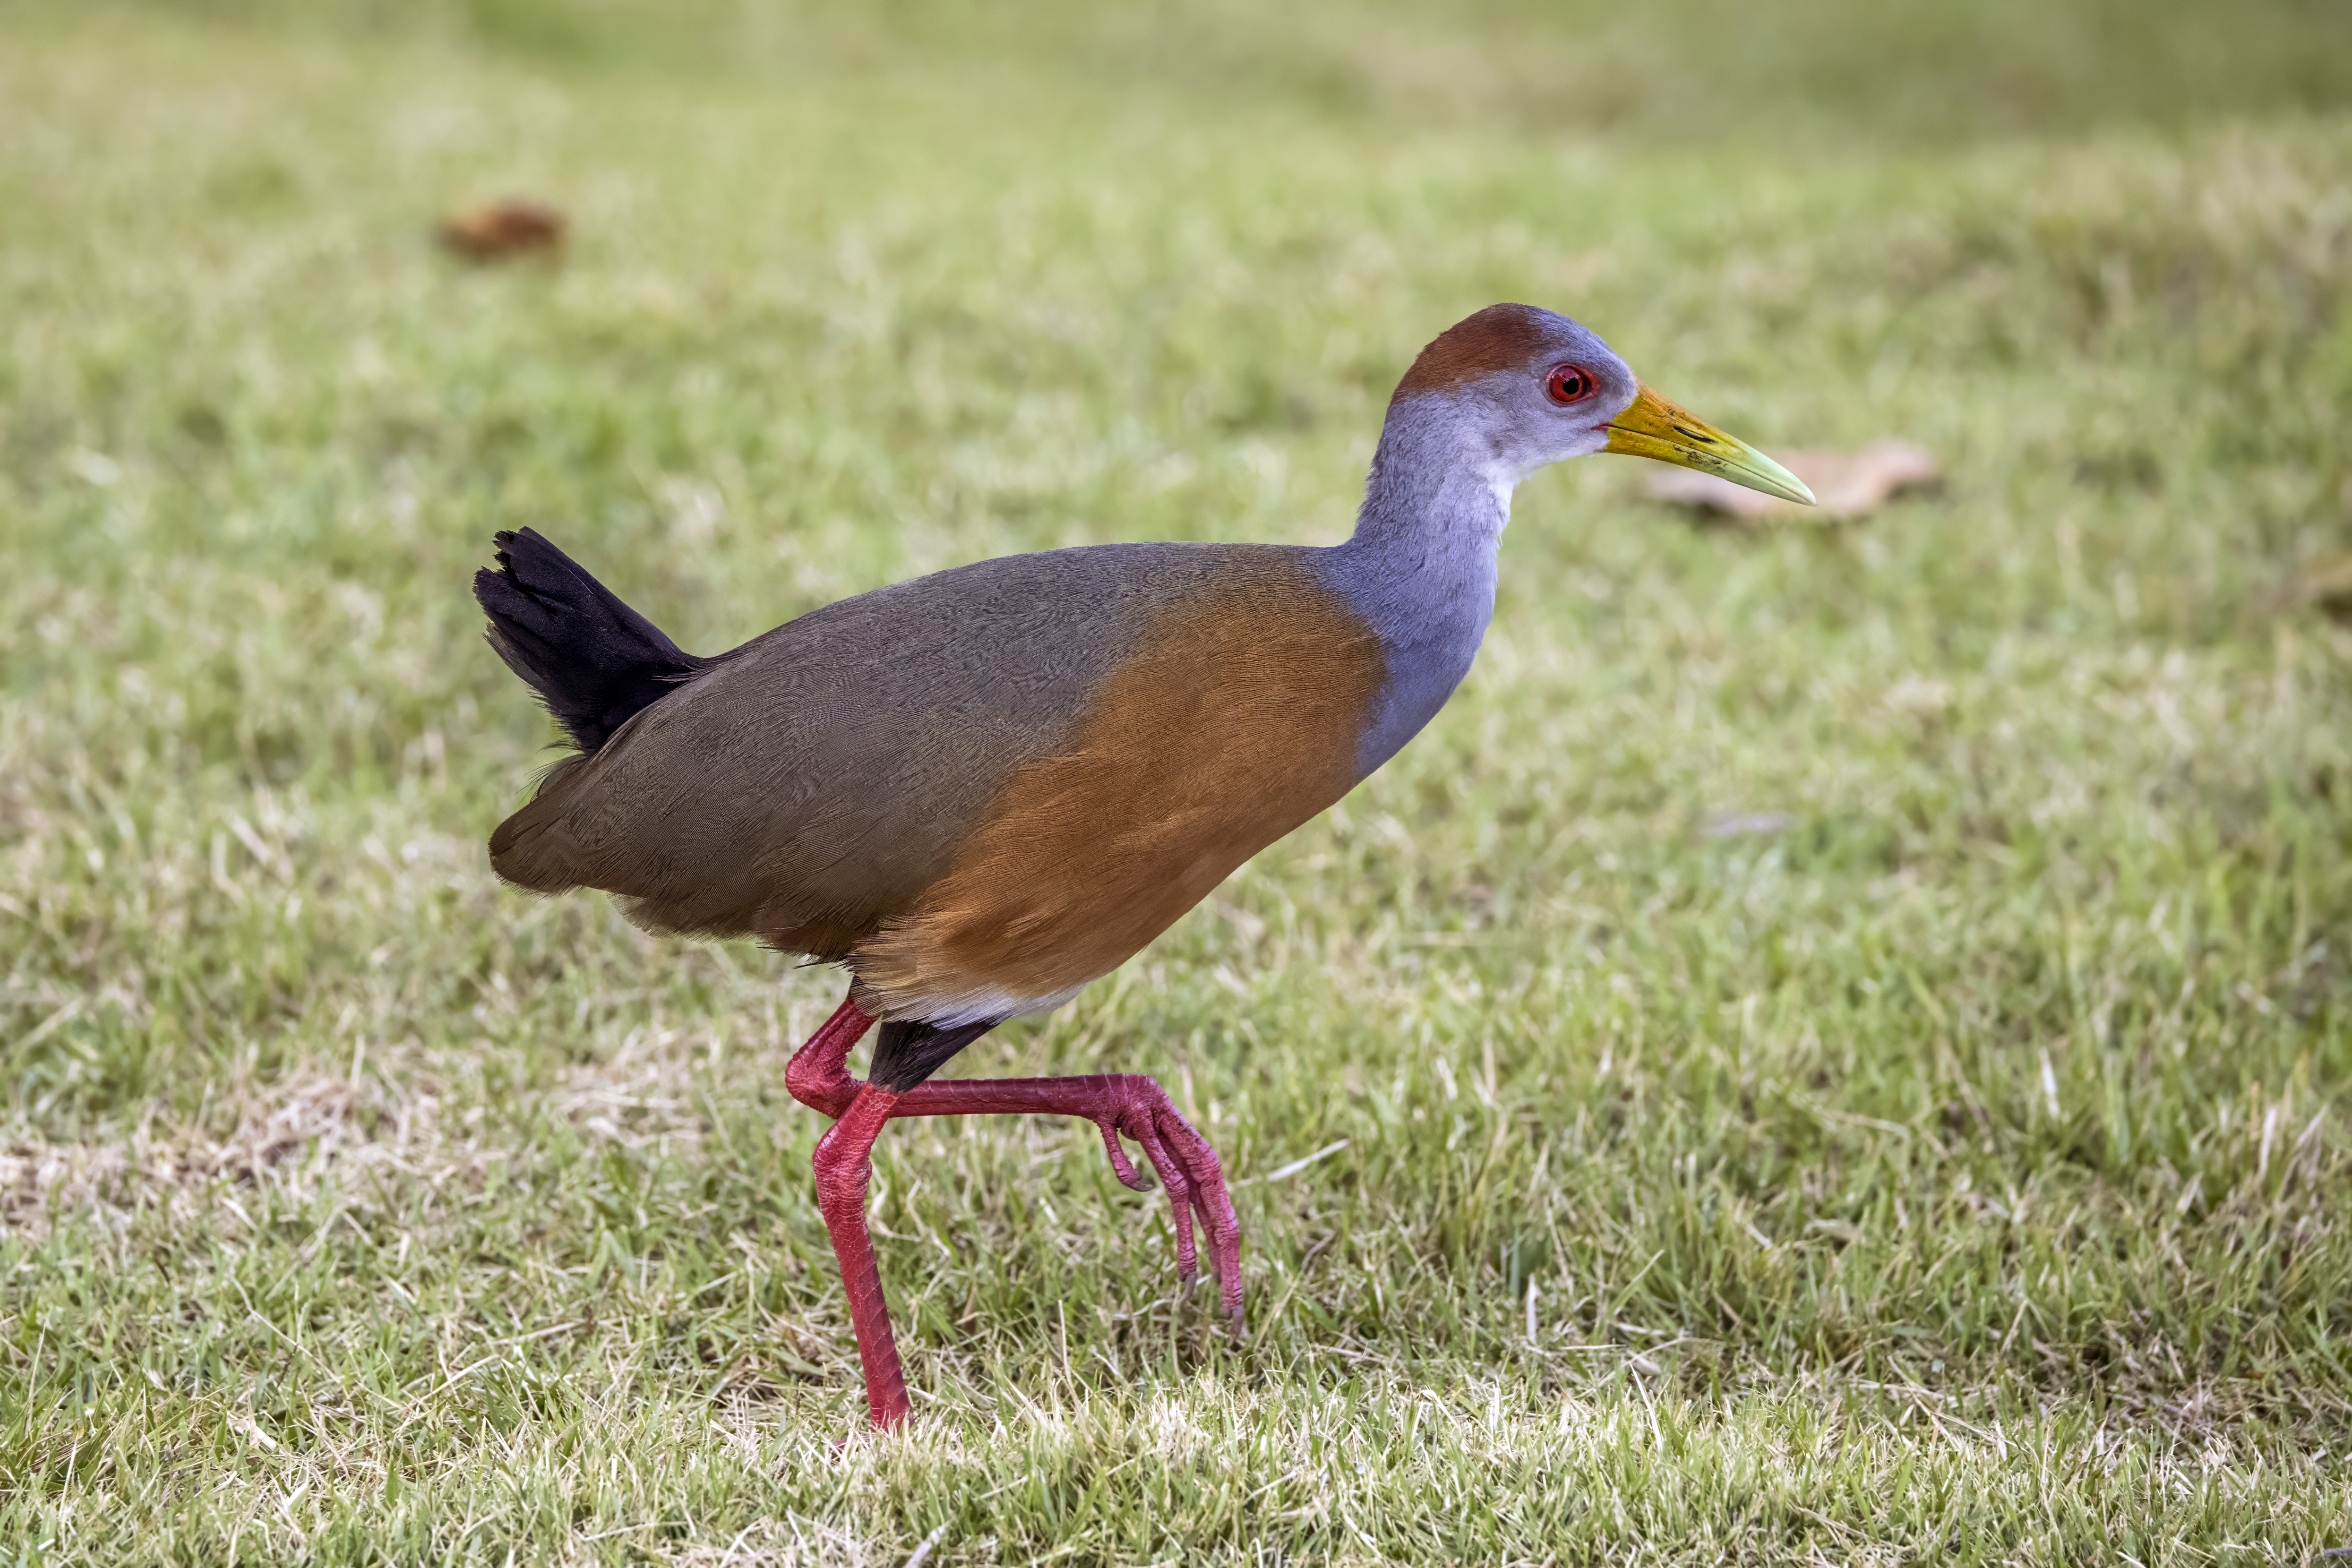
left=828, top=1058, right=1248, bottom=1325
left=1083, top=1076, right=1244, bottom=1323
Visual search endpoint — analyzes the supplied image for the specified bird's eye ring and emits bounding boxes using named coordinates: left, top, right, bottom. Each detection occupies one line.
left=1545, top=363, right=1597, bottom=405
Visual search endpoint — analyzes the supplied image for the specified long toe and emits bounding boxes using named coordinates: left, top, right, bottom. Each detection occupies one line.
left=1155, top=1103, right=1243, bottom=1321
left=1126, top=1112, right=1201, bottom=1285
left=1093, top=1116, right=1156, bottom=1192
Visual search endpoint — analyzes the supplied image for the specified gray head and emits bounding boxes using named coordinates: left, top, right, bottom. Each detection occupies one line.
left=1386, top=303, right=1813, bottom=501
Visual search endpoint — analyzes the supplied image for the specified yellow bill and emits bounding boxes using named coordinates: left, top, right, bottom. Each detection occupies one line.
left=1605, top=383, right=1815, bottom=506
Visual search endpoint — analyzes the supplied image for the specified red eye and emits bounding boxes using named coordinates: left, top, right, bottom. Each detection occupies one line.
left=1546, top=363, right=1597, bottom=404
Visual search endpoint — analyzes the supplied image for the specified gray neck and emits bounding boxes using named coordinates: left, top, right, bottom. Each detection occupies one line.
left=1321, top=396, right=1516, bottom=775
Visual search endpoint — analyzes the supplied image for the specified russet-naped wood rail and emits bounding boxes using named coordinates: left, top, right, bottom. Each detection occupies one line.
left=475, top=304, right=1812, bottom=1428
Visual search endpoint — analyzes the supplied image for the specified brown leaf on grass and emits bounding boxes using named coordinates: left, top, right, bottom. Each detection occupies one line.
left=1645, top=440, right=1942, bottom=523
left=435, top=198, right=567, bottom=264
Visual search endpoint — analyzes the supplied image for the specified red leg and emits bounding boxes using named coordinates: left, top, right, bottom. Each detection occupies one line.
left=784, top=993, right=1240, bottom=1314
left=810, top=1080, right=912, bottom=1427
left=785, top=993, right=875, bottom=1120
left=782, top=992, right=1245, bottom=1429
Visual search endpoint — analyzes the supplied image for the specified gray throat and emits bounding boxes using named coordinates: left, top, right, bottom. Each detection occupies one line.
left=1320, top=396, right=1515, bottom=776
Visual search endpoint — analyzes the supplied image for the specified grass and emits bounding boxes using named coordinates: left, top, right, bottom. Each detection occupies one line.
left=3, top=0, right=2352, bottom=1560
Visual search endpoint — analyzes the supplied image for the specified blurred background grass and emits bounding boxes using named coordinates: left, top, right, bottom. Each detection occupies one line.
left=67, top=0, right=2352, bottom=142
left=3, top=0, right=2351, bottom=1562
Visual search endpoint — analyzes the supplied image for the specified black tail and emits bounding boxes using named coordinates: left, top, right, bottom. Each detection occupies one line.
left=474, top=528, right=703, bottom=753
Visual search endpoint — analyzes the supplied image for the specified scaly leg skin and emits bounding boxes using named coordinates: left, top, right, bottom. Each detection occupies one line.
left=785, top=993, right=1245, bottom=1429
left=784, top=994, right=876, bottom=1121
left=809, top=1080, right=910, bottom=1427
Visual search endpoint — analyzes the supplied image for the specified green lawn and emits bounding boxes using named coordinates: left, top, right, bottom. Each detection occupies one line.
left=4, top=1, right=2352, bottom=1561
